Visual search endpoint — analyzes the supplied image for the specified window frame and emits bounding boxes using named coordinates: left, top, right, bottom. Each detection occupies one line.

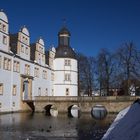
left=12, top=85, right=17, bottom=96
left=0, top=83, right=4, bottom=95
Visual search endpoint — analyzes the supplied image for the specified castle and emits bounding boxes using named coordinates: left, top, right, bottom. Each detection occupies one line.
left=0, top=10, right=78, bottom=112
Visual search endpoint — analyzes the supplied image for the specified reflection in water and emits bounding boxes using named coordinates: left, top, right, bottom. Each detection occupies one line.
left=0, top=113, right=116, bottom=140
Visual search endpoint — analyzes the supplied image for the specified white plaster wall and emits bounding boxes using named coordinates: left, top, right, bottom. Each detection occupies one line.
left=32, top=66, right=53, bottom=98
left=21, top=27, right=29, bottom=36
left=19, top=59, right=34, bottom=77
left=54, top=58, right=77, bottom=71
left=18, top=42, right=30, bottom=60
left=54, top=85, right=77, bottom=96
left=12, top=72, right=21, bottom=111
left=0, top=33, right=9, bottom=52
left=54, top=71, right=77, bottom=85
left=0, top=50, right=54, bottom=112
left=54, top=58, right=78, bottom=96
left=18, top=30, right=30, bottom=60
left=0, top=53, right=12, bottom=112
left=0, top=12, right=8, bottom=23
left=0, top=20, right=9, bottom=52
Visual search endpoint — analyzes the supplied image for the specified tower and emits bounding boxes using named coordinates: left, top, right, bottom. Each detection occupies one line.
left=54, top=27, right=78, bottom=96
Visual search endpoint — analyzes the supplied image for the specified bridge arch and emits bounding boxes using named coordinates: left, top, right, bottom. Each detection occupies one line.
left=44, top=104, right=58, bottom=117
left=68, top=104, right=80, bottom=118
left=91, top=104, right=107, bottom=119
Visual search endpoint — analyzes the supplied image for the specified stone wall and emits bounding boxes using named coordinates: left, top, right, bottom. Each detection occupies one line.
left=34, top=96, right=138, bottom=113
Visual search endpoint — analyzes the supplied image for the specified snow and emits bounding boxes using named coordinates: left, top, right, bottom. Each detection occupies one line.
left=102, top=100, right=140, bottom=140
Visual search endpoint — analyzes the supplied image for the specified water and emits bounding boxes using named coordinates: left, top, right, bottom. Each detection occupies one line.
left=0, top=113, right=116, bottom=140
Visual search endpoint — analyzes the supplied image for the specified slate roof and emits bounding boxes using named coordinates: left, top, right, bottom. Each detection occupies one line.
left=55, top=45, right=76, bottom=59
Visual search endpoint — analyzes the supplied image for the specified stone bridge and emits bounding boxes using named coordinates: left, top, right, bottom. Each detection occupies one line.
left=33, top=96, right=139, bottom=114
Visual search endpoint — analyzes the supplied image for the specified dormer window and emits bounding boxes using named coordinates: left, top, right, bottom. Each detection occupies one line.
left=42, top=55, right=45, bottom=62
left=25, top=38, right=28, bottom=44
left=21, top=44, right=24, bottom=52
left=25, top=47, right=28, bottom=55
left=22, top=36, right=25, bottom=42
left=3, top=35, right=7, bottom=45
left=3, top=24, right=6, bottom=32
left=41, top=48, right=43, bottom=53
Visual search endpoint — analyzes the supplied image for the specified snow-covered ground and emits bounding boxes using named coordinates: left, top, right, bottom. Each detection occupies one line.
left=102, top=100, right=140, bottom=140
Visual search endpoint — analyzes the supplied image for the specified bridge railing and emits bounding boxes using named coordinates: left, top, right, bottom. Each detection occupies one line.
left=34, top=96, right=139, bottom=102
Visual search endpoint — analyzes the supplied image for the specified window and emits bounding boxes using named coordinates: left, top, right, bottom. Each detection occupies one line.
left=34, top=67, right=39, bottom=77
left=39, top=46, right=43, bottom=53
left=64, top=59, right=71, bottom=66
left=38, top=53, right=41, bottom=64
left=3, top=24, right=6, bottom=32
left=41, top=48, right=43, bottom=53
left=42, top=55, right=45, bottom=62
left=22, top=36, right=25, bottom=43
left=13, top=61, right=16, bottom=72
left=51, top=73, right=54, bottom=81
left=38, top=87, right=41, bottom=96
left=60, top=36, right=69, bottom=46
left=21, top=44, right=24, bottom=52
left=45, top=88, right=48, bottom=96
left=25, top=64, right=30, bottom=75
left=39, top=46, right=41, bottom=52
left=25, top=47, right=28, bottom=55
left=52, top=89, right=54, bottom=96
left=13, top=61, right=20, bottom=72
left=0, top=56, right=1, bottom=68
left=8, top=59, right=11, bottom=70
left=0, top=84, right=3, bottom=95
left=25, top=64, right=28, bottom=74
left=3, top=35, right=7, bottom=45
left=64, top=74, right=71, bottom=81
left=3, top=57, right=11, bottom=70
left=17, top=62, right=20, bottom=72
left=66, top=88, right=69, bottom=96
left=25, top=38, right=28, bottom=44
left=43, top=70, right=47, bottom=79
left=12, top=85, right=17, bottom=96
left=3, top=58, right=8, bottom=70
left=13, top=102, right=15, bottom=107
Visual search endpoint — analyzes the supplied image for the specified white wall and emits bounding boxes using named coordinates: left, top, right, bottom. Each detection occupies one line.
left=32, top=66, right=53, bottom=98
left=0, top=53, right=12, bottom=112
left=54, top=85, right=77, bottom=96
left=0, top=51, right=54, bottom=112
left=54, top=58, right=78, bottom=96
left=0, top=12, right=9, bottom=52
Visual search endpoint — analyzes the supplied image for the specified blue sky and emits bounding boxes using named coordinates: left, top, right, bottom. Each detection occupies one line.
left=1, top=0, right=140, bottom=56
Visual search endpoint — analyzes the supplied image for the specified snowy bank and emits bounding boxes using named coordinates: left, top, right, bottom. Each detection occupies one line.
left=102, top=99, right=140, bottom=140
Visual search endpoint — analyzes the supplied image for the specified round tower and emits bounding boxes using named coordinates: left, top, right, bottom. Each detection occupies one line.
left=53, top=27, right=78, bottom=96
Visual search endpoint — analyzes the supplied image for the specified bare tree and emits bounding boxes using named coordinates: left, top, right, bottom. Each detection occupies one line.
left=95, top=49, right=115, bottom=96
left=116, top=42, right=139, bottom=95
left=77, top=53, right=95, bottom=96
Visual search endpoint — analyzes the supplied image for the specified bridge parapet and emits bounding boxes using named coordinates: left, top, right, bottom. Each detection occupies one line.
left=34, top=96, right=139, bottom=102
left=34, top=96, right=139, bottom=113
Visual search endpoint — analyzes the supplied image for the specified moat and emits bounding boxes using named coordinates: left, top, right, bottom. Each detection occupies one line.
left=0, top=113, right=116, bottom=140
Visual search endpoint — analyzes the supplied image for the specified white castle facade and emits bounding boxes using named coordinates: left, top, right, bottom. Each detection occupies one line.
left=0, top=11, right=78, bottom=112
